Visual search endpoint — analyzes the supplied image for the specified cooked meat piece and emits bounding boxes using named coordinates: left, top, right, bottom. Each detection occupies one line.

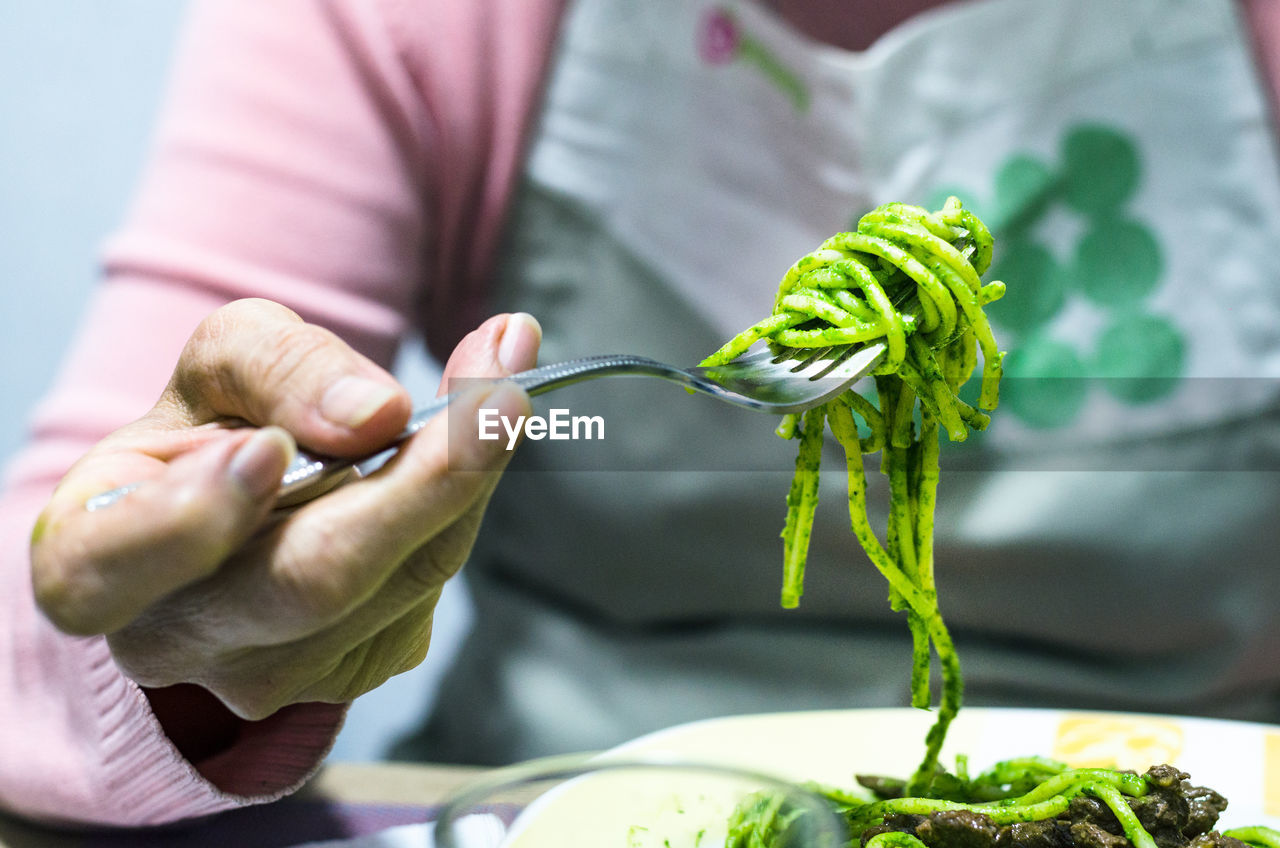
left=860, top=766, right=1231, bottom=848
left=915, top=810, right=1002, bottom=848
left=995, top=820, right=1074, bottom=848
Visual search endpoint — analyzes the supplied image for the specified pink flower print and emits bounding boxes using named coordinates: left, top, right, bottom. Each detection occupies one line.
left=697, top=5, right=810, bottom=113
left=699, top=7, right=740, bottom=64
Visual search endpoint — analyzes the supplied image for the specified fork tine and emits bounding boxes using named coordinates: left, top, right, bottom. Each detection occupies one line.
left=768, top=344, right=826, bottom=367
left=804, top=345, right=859, bottom=380
left=786, top=347, right=834, bottom=372
left=770, top=344, right=850, bottom=374
left=732, top=347, right=781, bottom=365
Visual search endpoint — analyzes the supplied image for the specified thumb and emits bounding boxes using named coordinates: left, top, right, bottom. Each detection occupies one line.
left=438, top=312, right=542, bottom=393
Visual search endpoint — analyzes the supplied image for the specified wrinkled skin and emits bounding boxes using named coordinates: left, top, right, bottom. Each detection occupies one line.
left=31, top=298, right=540, bottom=723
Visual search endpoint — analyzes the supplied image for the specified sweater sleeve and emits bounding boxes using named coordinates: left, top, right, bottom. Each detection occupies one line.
left=0, top=0, right=561, bottom=827
left=1242, top=0, right=1280, bottom=115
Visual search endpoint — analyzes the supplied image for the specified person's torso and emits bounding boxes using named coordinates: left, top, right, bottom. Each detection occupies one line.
left=410, top=0, right=1280, bottom=764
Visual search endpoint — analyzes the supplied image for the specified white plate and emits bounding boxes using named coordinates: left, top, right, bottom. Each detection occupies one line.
left=505, top=708, right=1280, bottom=846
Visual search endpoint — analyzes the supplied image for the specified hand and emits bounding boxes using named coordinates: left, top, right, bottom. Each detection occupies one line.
left=31, top=298, right=540, bottom=721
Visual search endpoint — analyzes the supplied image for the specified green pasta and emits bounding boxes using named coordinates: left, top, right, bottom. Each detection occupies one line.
left=725, top=746, right=1250, bottom=848
left=702, top=197, right=1005, bottom=792
left=712, top=202, right=1264, bottom=848
left=1225, top=827, right=1280, bottom=848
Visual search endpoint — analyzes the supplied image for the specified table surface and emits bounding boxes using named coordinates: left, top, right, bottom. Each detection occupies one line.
left=0, top=762, right=486, bottom=848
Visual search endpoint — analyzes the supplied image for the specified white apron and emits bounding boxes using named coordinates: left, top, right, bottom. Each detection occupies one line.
left=399, top=0, right=1280, bottom=764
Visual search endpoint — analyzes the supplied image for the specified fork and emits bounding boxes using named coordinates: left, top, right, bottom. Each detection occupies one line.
left=85, top=340, right=885, bottom=511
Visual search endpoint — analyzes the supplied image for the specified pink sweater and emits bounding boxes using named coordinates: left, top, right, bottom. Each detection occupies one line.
left=2, top=0, right=1278, bottom=828
left=0, top=0, right=564, bottom=826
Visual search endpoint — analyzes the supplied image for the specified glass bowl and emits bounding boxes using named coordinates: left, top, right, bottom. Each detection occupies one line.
left=433, top=753, right=847, bottom=847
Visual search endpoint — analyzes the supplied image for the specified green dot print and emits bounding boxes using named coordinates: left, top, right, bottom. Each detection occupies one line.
left=916, top=119, right=1180, bottom=430
left=992, top=154, right=1056, bottom=233
left=1093, top=312, right=1186, bottom=403
left=1002, top=336, right=1088, bottom=429
left=1072, top=218, right=1162, bottom=308
left=986, top=237, right=1064, bottom=334
left=1060, top=124, right=1141, bottom=216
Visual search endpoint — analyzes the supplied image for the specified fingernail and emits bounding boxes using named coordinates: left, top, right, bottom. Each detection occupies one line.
left=228, top=427, right=295, bottom=499
left=497, top=313, right=541, bottom=373
left=321, top=376, right=399, bottom=430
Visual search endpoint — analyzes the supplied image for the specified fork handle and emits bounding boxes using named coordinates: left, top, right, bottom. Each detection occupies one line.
left=277, top=354, right=686, bottom=500
left=85, top=355, right=684, bottom=511
left=402, top=354, right=684, bottom=437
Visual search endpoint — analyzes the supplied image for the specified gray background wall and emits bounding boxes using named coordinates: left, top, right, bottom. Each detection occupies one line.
left=0, top=0, right=190, bottom=461
left=0, top=1, right=466, bottom=762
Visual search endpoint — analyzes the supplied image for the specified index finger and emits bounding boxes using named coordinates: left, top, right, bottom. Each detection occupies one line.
left=31, top=424, right=294, bottom=635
